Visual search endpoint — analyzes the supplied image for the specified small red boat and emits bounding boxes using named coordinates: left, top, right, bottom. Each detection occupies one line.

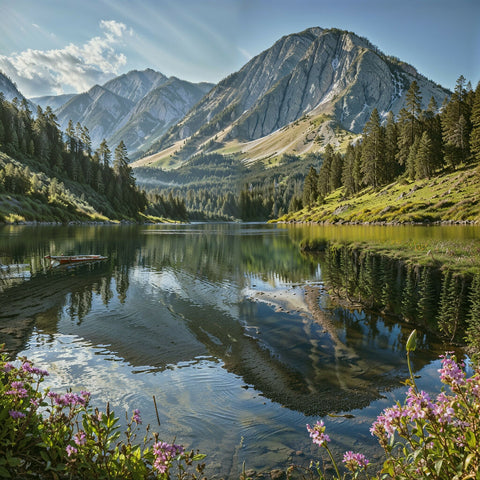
left=45, top=255, right=108, bottom=267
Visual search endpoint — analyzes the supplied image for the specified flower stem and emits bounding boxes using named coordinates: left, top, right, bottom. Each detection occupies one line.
left=324, top=445, right=341, bottom=480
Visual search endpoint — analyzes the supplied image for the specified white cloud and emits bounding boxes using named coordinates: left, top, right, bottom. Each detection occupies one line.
left=0, top=20, right=132, bottom=97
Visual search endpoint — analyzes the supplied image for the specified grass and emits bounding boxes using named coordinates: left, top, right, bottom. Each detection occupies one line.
left=276, top=163, right=480, bottom=225
left=275, top=162, right=480, bottom=276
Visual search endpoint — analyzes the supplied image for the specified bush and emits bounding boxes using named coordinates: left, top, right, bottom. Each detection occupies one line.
left=293, top=330, right=480, bottom=479
left=0, top=346, right=206, bottom=479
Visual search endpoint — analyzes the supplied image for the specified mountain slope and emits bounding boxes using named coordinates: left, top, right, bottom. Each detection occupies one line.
left=54, top=69, right=214, bottom=157
left=275, top=164, right=480, bottom=225
left=143, top=27, right=450, bottom=165
left=0, top=72, right=27, bottom=103
left=31, top=93, right=75, bottom=111
left=108, top=77, right=213, bottom=156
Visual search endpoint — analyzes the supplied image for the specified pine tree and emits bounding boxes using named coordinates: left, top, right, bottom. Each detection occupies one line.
left=442, top=75, right=472, bottom=168
left=318, top=145, right=333, bottom=197
left=406, top=137, right=420, bottom=179
left=361, top=108, right=385, bottom=188
left=401, top=265, right=419, bottom=321
left=396, top=108, right=412, bottom=168
left=329, top=152, right=343, bottom=191
left=415, top=131, right=435, bottom=178
left=302, top=166, right=318, bottom=207
left=417, top=267, right=439, bottom=327
left=98, top=139, right=111, bottom=167
left=406, top=80, right=422, bottom=126
left=384, top=111, right=399, bottom=182
left=470, top=82, right=480, bottom=163
left=342, top=144, right=356, bottom=195
left=466, top=274, right=480, bottom=352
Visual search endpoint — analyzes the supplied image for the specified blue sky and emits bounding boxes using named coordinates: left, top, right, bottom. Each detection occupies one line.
left=1, top=0, right=479, bottom=98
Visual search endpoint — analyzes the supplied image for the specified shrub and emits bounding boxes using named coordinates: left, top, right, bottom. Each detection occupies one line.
left=0, top=346, right=206, bottom=479
left=291, top=330, right=480, bottom=479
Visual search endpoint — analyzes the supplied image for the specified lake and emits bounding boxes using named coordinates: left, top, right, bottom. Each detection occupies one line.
left=0, top=223, right=477, bottom=477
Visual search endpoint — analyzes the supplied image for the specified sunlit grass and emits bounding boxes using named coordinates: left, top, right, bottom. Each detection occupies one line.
left=278, top=163, right=480, bottom=225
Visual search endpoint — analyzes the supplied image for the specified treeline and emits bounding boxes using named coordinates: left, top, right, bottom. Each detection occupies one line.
left=136, top=152, right=315, bottom=221
left=322, top=243, right=480, bottom=350
left=301, top=76, right=480, bottom=207
left=0, top=94, right=147, bottom=220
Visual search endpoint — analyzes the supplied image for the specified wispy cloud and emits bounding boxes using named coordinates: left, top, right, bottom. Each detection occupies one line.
left=0, top=20, right=132, bottom=97
left=238, top=48, right=252, bottom=62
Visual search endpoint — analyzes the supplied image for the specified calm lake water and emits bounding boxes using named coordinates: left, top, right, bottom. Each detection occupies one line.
left=1, top=223, right=478, bottom=477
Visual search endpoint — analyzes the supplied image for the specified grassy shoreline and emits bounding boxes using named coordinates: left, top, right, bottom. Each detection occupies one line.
left=274, top=163, right=480, bottom=226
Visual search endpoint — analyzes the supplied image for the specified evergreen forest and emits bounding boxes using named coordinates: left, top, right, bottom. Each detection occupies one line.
left=297, top=76, right=480, bottom=213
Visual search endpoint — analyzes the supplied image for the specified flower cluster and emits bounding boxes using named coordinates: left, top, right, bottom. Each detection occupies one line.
left=47, top=390, right=90, bottom=407
left=152, top=441, right=185, bottom=474
left=369, top=351, right=480, bottom=478
left=132, top=408, right=142, bottom=424
left=438, top=352, right=466, bottom=389
left=304, top=348, right=480, bottom=480
left=1, top=350, right=205, bottom=479
left=342, top=451, right=369, bottom=472
left=306, top=420, right=331, bottom=447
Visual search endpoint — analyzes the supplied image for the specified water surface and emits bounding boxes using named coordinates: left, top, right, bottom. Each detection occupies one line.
left=1, top=223, right=474, bottom=477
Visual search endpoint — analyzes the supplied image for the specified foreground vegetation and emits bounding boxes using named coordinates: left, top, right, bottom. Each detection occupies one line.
left=2, top=331, right=480, bottom=479
left=0, top=347, right=206, bottom=479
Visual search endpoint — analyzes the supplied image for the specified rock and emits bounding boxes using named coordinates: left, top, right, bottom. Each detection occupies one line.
left=270, top=469, right=286, bottom=480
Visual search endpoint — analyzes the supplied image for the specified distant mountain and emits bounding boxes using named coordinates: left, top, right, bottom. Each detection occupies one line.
left=55, top=84, right=135, bottom=147
left=0, top=71, right=32, bottom=106
left=102, top=68, right=168, bottom=103
left=107, top=77, right=214, bottom=155
left=30, top=93, right=76, bottom=111
left=54, top=69, right=214, bottom=158
left=143, top=27, right=450, bottom=165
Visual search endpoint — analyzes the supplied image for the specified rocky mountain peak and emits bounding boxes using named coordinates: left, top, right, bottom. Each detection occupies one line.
left=149, top=27, right=450, bottom=161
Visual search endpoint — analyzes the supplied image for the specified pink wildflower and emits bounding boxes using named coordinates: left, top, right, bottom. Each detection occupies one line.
left=306, top=420, right=331, bottom=447
left=438, top=354, right=465, bottom=389
left=66, top=445, right=78, bottom=457
left=132, top=408, right=142, bottom=424
left=9, top=410, right=26, bottom=419
left=152, top=441, right=185, bottom=474
left=74, top=431, right=86, bottom=446
left=343, top=451, right=369, bottom=471
left=3, top=362, right=14, bottom=373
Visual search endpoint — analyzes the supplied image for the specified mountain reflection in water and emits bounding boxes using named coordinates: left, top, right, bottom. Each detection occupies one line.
left=0, top=223, right=460, bottom=476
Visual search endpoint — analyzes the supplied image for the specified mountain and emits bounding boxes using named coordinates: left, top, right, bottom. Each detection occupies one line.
left=54, top=69, right=214, bottom=158
left=107, top=77, right=214, bottom=155
left=141, top=27, right=450, bottom=166
left=55, top=84, right=135, bottom=147
left=0, top=72, right=26, bottom=103
left=30, top=93, right=76, bottom=111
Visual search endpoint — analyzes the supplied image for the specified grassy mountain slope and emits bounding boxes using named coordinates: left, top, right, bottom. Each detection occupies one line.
left=275, top=163, right=480, bottom=224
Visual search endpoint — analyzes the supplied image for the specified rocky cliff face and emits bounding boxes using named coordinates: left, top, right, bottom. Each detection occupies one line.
left=151, top=28, right=449, bottom=159
left=53, top=69, right=213, bottom=158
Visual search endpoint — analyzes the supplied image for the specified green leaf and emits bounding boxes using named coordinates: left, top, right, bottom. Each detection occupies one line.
left=466, top=430, right=476, bottom=448
left=464, top=453, right=475, bottom=470
left=40, top=450, right=50, bottom=463
left=5, top=456, right=20, bottom=468
left=0, top=466, right=11, bottom=478
left=434, top=458, right=443, bottom=475
left=192, top=454, right=207, bottom=461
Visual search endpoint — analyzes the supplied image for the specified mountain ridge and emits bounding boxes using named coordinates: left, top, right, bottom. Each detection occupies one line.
left=140, top=27, right=450, bottom=167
